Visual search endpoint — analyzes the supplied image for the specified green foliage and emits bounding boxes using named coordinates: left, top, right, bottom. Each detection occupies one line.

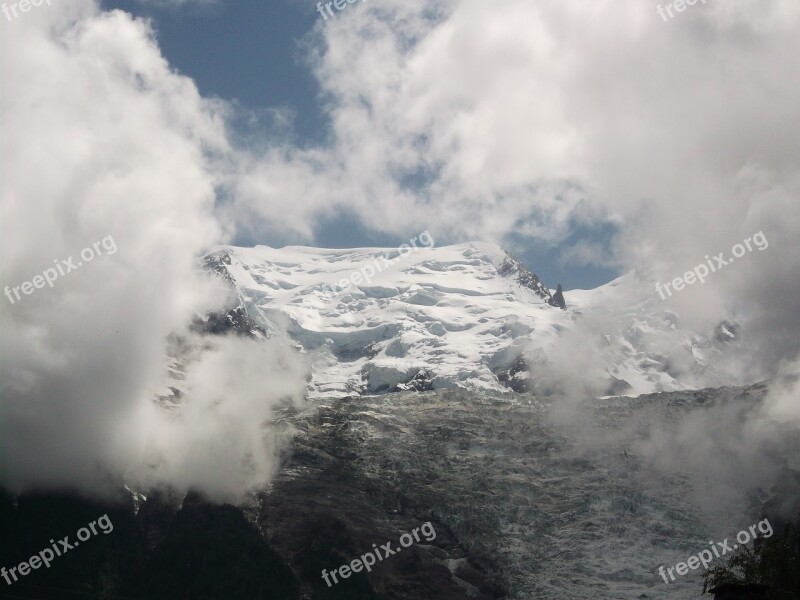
left=702, top=515, right=800, bottom=599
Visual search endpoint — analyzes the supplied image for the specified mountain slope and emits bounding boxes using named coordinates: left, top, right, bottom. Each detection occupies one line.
left=202, top=242, right=744, bottom=399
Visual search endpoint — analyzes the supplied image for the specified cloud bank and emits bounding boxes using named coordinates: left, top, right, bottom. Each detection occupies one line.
left=225, top=0, right=800, bottom=377
left=0, top=2, right=307, bottom=500
left=1, top=0, right=798, bottom=502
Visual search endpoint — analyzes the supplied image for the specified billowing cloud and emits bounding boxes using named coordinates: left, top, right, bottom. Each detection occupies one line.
left=225, top=0, right=800, bottom=378
left=0, top=2, right=307, bottom=500
left=123, top=335, right=310, bottom=499
left=632, top=360, right=800, bottom=523
left=2, top=0, right=798, bottom=502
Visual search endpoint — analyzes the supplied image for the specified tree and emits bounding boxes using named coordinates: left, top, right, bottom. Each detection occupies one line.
left=702, top=515, right=800, bottom=599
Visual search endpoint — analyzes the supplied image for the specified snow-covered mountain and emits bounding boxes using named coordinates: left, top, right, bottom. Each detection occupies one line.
left=201, top=242, right=743, bottom=399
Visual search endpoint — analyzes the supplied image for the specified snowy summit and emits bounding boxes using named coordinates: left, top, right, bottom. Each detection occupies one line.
left=203, top=242, right=742, bottom=399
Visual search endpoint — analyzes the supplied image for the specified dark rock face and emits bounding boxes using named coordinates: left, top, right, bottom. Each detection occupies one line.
left=714, top=320, right=740, bottom=344
left=0, top=489, right=147, bottom=599
left=0, top=488, right=298, bottom=599
left=497, top=252, right=566, bottom=311
left=260, top=398, right=507, bottom=600
left=198, top=250, right=269, bottom=338
left=390, top=368, right=436, bottom=393
left=335, top=340, right=381, bottom=363
left=144, top=492, right=298, bottom=600
left=497, top=252, right=551, bottom=301
left=494, top=355, right=531, bottom=393
left=3, top=384, right=792, bottom=599
left=547, top=284, right=566, bottom=310
left=708, top=582, right=770, bottom=599
left=202, top=250, right=236, bottom=287
left=191, top=306, right=266, bottom=338
left=0, top=395, right=508, bottom=599
left=136, top=489, right=180, bottom=551
left=604, top=376, right=633, bottom=396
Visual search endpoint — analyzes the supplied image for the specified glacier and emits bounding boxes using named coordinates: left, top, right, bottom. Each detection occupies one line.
left=201, top=241, right=747, bottom=400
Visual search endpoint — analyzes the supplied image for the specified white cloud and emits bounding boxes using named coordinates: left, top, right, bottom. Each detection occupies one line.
left=2, top=0, right=799, bottom=499
left=228, top=0, right=800, bottom=374
left=124, top=335, right=310, bottom=500
left=0, top=1, right=307, bottom=500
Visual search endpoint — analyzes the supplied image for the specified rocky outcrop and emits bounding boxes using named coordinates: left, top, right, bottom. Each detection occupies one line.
left=494, top=355, right=531, bottom=393
left=191, top=305, right=266, bottom=338
left=259, top=396, right=508, bottom=600
left=547, top=284, right=566, bottom=310
left=714, top=320, right=740, bottom=344
left=497, top=251, right=551, bottom=300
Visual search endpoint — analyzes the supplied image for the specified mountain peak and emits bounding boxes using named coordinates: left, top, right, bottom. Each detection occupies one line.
left=200, top=242, right=739, bottom=399
left=497, top=250, right=553, bottom=301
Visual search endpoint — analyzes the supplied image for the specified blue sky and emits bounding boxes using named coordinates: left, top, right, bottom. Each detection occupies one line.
left=97, top=0, right=620, bottom=289
left=102, top=0, right=327, bottom=141
left=4, top=0, right=799, bottom=540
